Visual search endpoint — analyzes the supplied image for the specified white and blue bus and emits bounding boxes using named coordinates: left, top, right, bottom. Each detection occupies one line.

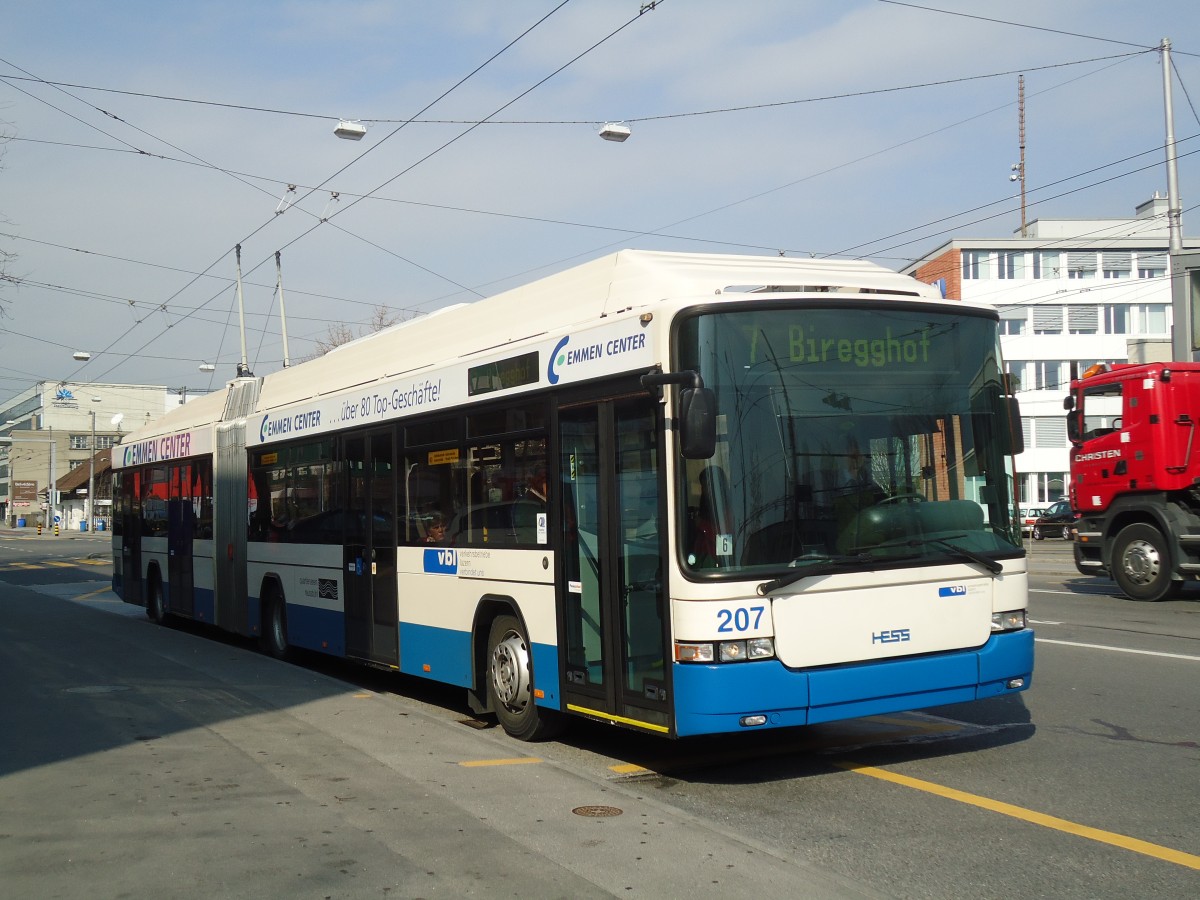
left=112, top=250, right=1033, bottom=740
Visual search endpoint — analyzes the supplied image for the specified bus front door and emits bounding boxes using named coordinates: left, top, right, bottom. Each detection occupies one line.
left=559, top=397, right=670, bottom=735
left=344, top=429, right=399, bottom=667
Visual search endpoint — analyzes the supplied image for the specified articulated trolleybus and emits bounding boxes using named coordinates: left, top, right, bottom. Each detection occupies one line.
left=112, top=251, right=1033, bottom=740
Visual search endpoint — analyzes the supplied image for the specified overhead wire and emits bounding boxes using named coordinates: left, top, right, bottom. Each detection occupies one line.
left=874, top=0, right=1198, bottom=54
left=48, top=1, right=587, bottom=387
left=0, top=48, right=1152, bottom=127
left=2, top=1, right=1191, bottom=395
left=85, top=0, right=670, bottom=385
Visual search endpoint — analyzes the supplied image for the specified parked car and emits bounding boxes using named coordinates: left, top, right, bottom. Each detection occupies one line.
left=1019, top=506, right=1046, bottom=535
left=1032, top=499, right=1077, bottom=541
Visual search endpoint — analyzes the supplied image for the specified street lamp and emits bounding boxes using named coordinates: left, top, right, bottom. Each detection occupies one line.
left=334, top=120, right=367, bottom=140
left=86, top=396, right=101, bottom=531
left=598, top=122, right=631, bottom=142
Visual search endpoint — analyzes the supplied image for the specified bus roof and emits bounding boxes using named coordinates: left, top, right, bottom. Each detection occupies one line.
left=257, top=250, right=940, bottom=412
left=117, top=250, right=941, bottom=444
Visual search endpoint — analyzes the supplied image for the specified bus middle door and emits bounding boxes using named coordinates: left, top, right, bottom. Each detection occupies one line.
left=559, top=395, right=670, bottom=735
left=344, top=429, right=399, bottom=667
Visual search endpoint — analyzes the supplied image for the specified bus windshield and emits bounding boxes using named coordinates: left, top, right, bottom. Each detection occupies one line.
left=677, top=304, right=1021, bottom=577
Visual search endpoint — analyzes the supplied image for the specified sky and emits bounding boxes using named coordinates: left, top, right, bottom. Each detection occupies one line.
left=2, top=0, right=1199, bottom=406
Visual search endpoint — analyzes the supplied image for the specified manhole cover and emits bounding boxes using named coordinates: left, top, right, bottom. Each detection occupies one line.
left=64, top=685, right=130, bottom=695
left=572, top=805, right=623, bottom=818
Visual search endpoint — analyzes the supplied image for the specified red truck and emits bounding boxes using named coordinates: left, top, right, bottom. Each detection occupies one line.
left=1068, top=361, right=1200, bottom=600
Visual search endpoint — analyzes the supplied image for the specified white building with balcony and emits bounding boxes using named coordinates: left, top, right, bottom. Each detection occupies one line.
left=903, top=195, right=1198, bottom=507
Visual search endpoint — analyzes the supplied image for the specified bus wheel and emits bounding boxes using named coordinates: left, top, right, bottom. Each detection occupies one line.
left=147, top=574, right=169, bottom=626
left=1111, top=523, right=1184, bottom=602
left=260, top=589, right=291, bottom=660
left=486, top=615, right=561, bottom=742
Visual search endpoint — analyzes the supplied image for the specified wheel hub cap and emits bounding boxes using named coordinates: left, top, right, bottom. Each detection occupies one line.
left=1123, top=540, right=1160, bottom=585
left=490, top=632, right=530, bottom=711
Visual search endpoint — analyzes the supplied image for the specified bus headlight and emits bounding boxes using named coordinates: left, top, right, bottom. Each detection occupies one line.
left=718, top=638, right=775, bottom=662
left=675, top=642, right=715, bottom=663
left=746, top=637, right=775, bottom=659
left=991, top=610, right=1026, bottom=632
left=719, top=640, right=746, bottom=662
left=676, top=638, right=775, bottom=663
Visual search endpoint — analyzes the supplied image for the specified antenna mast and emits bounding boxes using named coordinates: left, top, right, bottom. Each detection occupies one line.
left=1018, top=75, right=1027, bottom=237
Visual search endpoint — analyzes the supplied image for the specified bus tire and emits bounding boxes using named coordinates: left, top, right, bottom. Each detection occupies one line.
left=1111, top=523, right=1184, bottom=602
left=260, top=587, right=291, bottom=660
left=147, top=571, right=169, bottom=626
left=485, top=614, right=562, bottom=742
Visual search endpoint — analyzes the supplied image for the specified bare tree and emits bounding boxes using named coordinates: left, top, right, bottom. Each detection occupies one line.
left=307, top=304, right=410, bottom=358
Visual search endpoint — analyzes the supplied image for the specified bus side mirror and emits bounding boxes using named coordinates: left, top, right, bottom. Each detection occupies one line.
left=679, top=387, right=717, bottom=459
left=1003, top=395, right=1024, bottom=456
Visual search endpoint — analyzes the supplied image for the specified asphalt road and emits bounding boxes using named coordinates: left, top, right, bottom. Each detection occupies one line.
left=1, top=533, right=1196, bottom=898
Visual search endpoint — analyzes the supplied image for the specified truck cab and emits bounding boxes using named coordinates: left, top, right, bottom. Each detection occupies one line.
left=1069, top=362, right=1200, bottom=600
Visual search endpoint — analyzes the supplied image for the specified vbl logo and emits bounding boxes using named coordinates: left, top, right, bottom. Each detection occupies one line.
left=423, top=547, right=458, bottom=574
left=872, top=628, right=911, bottom=644
left=938, top=585, right=967, bottom=597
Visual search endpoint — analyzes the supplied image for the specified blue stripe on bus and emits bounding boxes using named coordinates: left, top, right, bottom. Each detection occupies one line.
left=397, top=622, right=561, bottom=709
left=399, top=622, right=472, bottom=686
left=530, top=642, right=560, bottom=709
left=192, top=587, right=215, bottom=623
left=671, top=630, right=1034, bottom=737
left=283, top=602, right=345, bottom=657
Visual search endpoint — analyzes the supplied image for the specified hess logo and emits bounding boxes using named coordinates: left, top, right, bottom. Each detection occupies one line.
left=872, top=628, right=911, bottom=644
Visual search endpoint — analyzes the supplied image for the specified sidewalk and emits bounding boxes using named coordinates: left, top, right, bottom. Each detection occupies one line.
left=0, top=526, right=110, bottom=540
left=0, top=584, right=881, bottom=899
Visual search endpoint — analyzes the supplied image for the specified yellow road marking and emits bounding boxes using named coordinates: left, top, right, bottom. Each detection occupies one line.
left=45, top=560, right=76, bottom=567
left=458, top=757, right=543, bottom=768
left=73, top=586, right=113, bottom=601
left=836, top=761, right=1200, bottom=871
left=610, top=763, right=651, bottom=775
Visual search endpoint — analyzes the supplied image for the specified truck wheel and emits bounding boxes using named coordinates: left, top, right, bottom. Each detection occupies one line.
left=1111, top=523, right=1184, bottom=602
left=486, top=615, right=562, bottom=742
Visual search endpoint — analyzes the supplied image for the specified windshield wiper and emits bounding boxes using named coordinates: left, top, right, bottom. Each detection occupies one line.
left=756, top=552, right=919, bottom=596
left=756, top=534, right=1004, bottom=596
left=847, top=534, right=1003, bottom=575
left=923, top=536, right=1004, bottom=574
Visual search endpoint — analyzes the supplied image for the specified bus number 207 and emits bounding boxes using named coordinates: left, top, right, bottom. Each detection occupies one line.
left=716, top=606, right=765, bottom=633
